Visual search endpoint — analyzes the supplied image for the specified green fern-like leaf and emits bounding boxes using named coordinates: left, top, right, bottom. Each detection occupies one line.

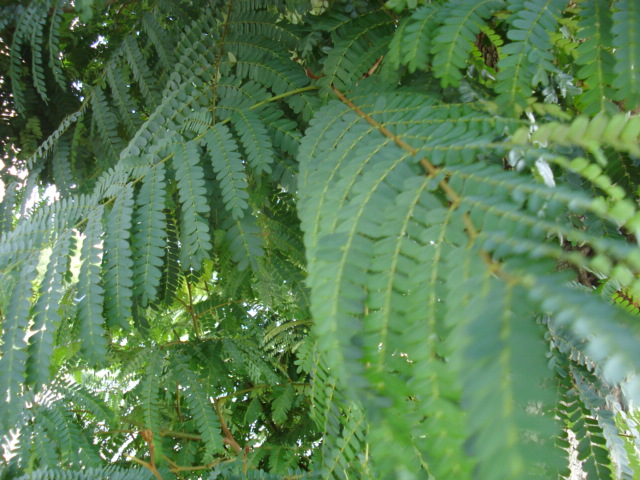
left=496, top=0, right=565, bottom=111
left=387, top=5, right=440, bottom=73
left=0, top=194, right=91, bottom=272
left=107, top=63, right=141, bottom=136
left=141, top=12, right=175, bottom=70
left=227, top=10, right=299, bottom=50
left=0, top=254, right=39, bottom=432
left=36, top=404, right=74, bottom=464
left=558, top=365, right=616, bottom=479
left=55, top=380, right=117, bottom=428
left=364, top=175, right=470, bottom=478
left=51, top=137, right=74, bottom=194
left=454, top=280, right=560, bottom=478
left=133, top=164, right=167, bottom=307
left=47, top=2, right=66, bottom=89
left=27, top=231, right=74, bottom=387
left=223, top=338, right=279, bottom=385
left=231, top=110, right=274, bottom=176
left=431, top=0, right=504, bottom=87
left=271, top=384, right=295, bottom=424
left=171, top=140, right=212, bottom=271
left=103, top=185, right=134, bottom=329
left=28, top=3, right=48, bottom=104
left=258, top=100, right=302, bottom=159
left=205, top=124, right=250, bottom=220
left=512, top=113, right=640, bottom=240
left=313, top=385, right=369, bottom=479
left=38, top=398, right=101, bottom=467
left=76, top=206, right=107, bottom=366
left=91, top=86, right=126, bottom=163
left=612, top=0, right=640, bottom=110
left=174, top=359, right=222, bottom=462
left=0, top=181, right=18, bottom=237
left=574, top=0, right=616, bottom=114
left=227, top=39, right=317, bottom=121
left=156, top=208, right=181, bottom=306
left=9, top=2, right=42, bottom=114
left=140, top=349, right=165, bottom=461
left=299, top=86, right=640, bottom=477
left=33, top=425, right=59, bottom=472
left=318, top=10, right=394, bottom=93
left=123, top=36, right=160, bottom=109
left=224, top=215, right=264, bottom=272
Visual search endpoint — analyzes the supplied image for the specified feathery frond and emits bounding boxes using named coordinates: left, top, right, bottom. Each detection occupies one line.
left=2, top=1, right=640, bottom=478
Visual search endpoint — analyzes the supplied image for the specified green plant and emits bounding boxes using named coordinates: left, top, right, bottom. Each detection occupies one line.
left=1, top=0, right=640, bottom=478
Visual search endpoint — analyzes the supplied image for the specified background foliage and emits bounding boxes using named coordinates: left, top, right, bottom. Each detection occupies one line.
left=1, top=0, right=640, bottom=478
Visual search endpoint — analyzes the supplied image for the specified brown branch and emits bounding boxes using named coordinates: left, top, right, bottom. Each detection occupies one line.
left=127, top=456, right=164, bottom=480
left=129, top=430, right=165, bottom=480
left=215, top=398, right=243, bottom=453
left=140, top=429, right=158, bottom=468
left=163, top=455, right=232, bottom=473
left=362, top=55, right=384, bottom=79
left=211, top=381, right=307, bottom=455
left=122, top=418, right=204, bottom=441
left=215, top=397, right=242, bottom=453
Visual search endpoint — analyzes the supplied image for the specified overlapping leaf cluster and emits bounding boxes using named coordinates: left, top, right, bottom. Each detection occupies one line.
left=1, top=0, right=640, bottom=479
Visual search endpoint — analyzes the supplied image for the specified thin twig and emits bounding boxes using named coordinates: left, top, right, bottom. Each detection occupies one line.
left=126, top=451, right=164, bottom=480
left=185, top=278, right=201, bottom=338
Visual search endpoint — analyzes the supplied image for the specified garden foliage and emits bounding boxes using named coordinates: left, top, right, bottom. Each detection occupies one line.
left=1, top=0, right=640, bottom=478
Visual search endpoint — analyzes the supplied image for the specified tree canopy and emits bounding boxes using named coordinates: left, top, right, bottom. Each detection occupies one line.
left=1, top=0, right=640, bottom=479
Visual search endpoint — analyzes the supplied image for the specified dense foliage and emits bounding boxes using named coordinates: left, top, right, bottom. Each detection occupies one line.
left=1, top=0, right=640, bottom=478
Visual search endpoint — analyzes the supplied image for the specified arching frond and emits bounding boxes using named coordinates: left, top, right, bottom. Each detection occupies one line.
left=141, top=12, right=175, bottom=71
left=173, top=358, right=223, bottom=461
left=27, top=231, right=75, bottom=387
left=103, top=184, right=134, bottom=329
left=47, top=2, right=66, bottom=89
left=2, top=1, right=640, bottom=478
left=575, top=0, right=616, bottom=114
left=122, top=36, right=160, bottom=109
left=299, top=87, right=640, bottom=477
left=0, top=253, right=39, bottom=432
left=205, top=124, right=250, bottom=220
left=133, top=164, right=167, bottom=307
left=431, top=0, right=504, bottom=87
left=171, top=140, right=212, bottom=272
left=76, top=206, right=107, bottom=366
left=612, top=0, right=640, bottom=110
left=496, top=0, right=565, bottom=111
left=230, top=110, right=274, bottom=176
left=318, top=10, right=394, bottom=94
